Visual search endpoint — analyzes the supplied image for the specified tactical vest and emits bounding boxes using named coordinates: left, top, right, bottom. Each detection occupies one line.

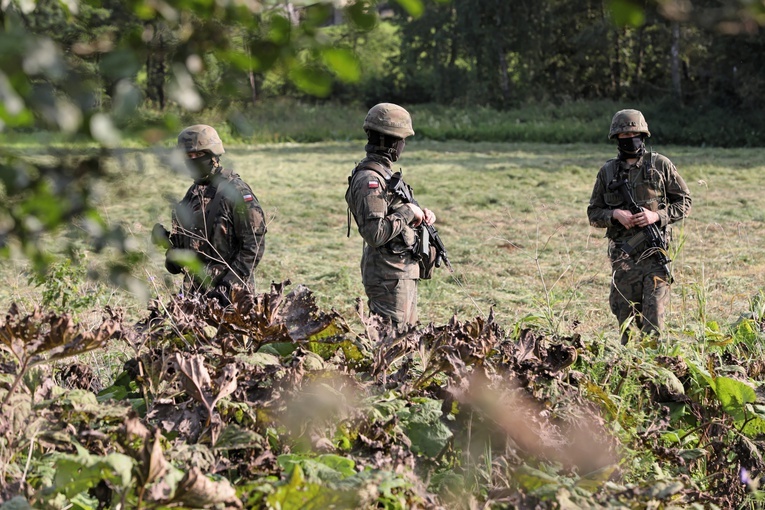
left=602, top=151, right=667, bottom=242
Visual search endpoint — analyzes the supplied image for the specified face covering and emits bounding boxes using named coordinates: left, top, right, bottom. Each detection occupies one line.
left=617, top=135, right=644, bottom=157
left=390, top=138, right=406, bottom=162
left=185, top=153, right=217, bottom=182
left=366, top=131, right=406, bottom=162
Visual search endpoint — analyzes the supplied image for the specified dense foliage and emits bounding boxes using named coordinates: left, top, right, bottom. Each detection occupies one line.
left=2, top=282, right=765, bottom=508
left=388, top=0, right=765, bottom=110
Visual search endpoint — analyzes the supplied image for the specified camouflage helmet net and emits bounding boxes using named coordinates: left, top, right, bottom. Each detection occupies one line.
left=363, top=103, right=415, bottom=139
left=177, top=124, right=225, bottom=156
left=609, top=109, right=650, bottom=139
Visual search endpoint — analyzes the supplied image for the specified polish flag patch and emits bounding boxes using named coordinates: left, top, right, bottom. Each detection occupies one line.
left=243, top=194, right=254, bottom=202
left=368, top=181, right=379, bottom=189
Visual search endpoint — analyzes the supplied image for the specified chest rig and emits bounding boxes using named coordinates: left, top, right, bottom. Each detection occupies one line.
left=603, top=151, right=666, bottom=241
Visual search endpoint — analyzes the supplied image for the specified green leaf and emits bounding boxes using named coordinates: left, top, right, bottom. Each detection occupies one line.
left=712, top=376, right=756, bottom=421
left=677, top=448, right=708, bottom=461
left=685, top=359, right=715, bottom=389
left=235, top=352, right=282, bottom=367
left=0, top=496, right=33, bottom=510
left=266, top=464, right=358, bottom=509
left=166, top=249, right=204, bottom=278
left=397, top=398, right=452, bottom=458
left=288, top=65, right=333, bottom=97
left=575, top=464, right=618, bottom=492
left=277, top=454, right=356, bottom=483
left=393, top=0, right=425, bottom=18
left=608, top=0, right=645, bottom=27
left=741, top=415, right=765, bottom=436
left=214, top=424, right=264, bottom=450
left=269, top=15, right=292, bottom=45
left=258, top=342, right=297, bottom=357
left=49, top=449, right=134, bottom=498
left=315, top=454, right=356, bottom=479
left=321, top=48, right=361, bottom=83
left=734, top=319, right=758, bottom=343
left=514, top=465, right=560, bottom=492
left=345, top=2, right=377, bottom=30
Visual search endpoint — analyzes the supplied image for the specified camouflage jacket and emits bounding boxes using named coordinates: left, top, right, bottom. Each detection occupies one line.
left=345, top=154, right=420, bottom=283
left=167, top=166, right=267, bottom=289
left=587, top=151, right=692, bottom=244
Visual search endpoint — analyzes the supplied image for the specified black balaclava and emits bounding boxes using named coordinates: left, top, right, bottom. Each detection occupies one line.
left=366, top=130, right=406, bottom=162
left=185, top=153, right=219, bottom=183
left=617, top=135, right=645, bottom=160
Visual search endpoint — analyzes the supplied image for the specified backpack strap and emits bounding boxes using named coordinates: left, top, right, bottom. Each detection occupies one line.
left=603, top=158, right=619, bottom=185
left=204, top=185, right=226, bottom=243
left=205, top=168, right=235, bottom=242
left=354, top=159, right=392, bottom=181
left=642, top=151, right=658, bottom=179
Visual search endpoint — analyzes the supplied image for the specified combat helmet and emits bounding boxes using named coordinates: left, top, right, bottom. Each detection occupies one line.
left=363, top=103, right=415, bottom=139
left=608, top=109, right=650, bottom=139
left=177, top=124, right=225, bottom=156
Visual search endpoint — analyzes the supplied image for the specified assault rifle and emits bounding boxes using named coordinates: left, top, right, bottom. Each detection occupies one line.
left=388, top=172, right=453, bottom=272
left=608, top=177, right=672, bottom=281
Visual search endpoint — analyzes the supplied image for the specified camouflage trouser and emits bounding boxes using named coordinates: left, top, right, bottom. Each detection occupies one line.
left=609, top=252, right=669, bottom=343
left=364, top=279, right=418, bottom=327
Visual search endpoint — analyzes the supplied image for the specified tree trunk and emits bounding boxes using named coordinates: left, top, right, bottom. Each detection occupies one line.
left=670, top=21, right=682, bottom=102
left=244, top=39, right=257, bottom=106
left=633, top=25, right=644, bottom=97
left=498, top=49, right=510, bottom=106
left=285, top=2, right=299, bottom=25
left=611, top=28, right=622, bottom=99
left=145, top=26, right=166, bottom=110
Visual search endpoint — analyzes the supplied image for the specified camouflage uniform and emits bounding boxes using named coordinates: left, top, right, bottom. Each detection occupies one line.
left=346, top=104, right=421, bottom=327
left=161, top=125, right=267, bottom=295
left=587, top=110, right=691, bottom=342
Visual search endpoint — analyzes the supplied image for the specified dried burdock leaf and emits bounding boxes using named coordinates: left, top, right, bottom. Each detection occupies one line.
left=173, top=353, right=213, bottom=410
left=173, top=467, right=242, bottom=509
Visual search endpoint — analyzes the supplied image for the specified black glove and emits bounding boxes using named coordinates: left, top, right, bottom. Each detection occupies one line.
left=206, top=282, right=232, bottom=306
left=151, top=223, right=171, bottom=248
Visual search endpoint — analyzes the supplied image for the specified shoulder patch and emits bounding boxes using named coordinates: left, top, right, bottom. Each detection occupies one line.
left=368, top=181, right=379, bottom=189
left=243, top=193, right=254, bottom=202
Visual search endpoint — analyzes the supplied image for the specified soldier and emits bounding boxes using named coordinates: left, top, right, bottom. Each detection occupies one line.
left=587, top=109, right=691, bottom=343
left=152, top=124, right=267, bottom=301
left=345, top=103, right=436, bottom=328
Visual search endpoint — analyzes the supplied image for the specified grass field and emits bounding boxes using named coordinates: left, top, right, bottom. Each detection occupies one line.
left=2, top=139, right=763, bottom=346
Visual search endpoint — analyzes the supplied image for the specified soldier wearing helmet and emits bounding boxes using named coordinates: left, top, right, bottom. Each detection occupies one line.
left=153, top=124, right=267, bottom=301
left=345, top=103, right=437, bottom=327
left=587, top=110, right=692, bottom=343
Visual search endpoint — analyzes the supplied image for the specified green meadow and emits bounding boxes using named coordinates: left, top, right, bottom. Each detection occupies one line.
left=4, top=139, right=763, bottom=343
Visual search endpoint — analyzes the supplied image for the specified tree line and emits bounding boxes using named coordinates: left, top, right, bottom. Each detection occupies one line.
left=7, top=0, right=765, bottom=113
left=388, top=0, right=765, bottom=111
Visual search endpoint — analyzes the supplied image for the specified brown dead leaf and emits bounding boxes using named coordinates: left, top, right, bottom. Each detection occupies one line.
left=173, top=467, right=242, bottom=509
left=174, top=353, right=213, bottom=409
left=120, top=415, right=168, bottom=487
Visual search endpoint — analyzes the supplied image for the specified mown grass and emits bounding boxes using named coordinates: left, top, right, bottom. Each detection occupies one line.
left=2, top=139, right=764, bottom=350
